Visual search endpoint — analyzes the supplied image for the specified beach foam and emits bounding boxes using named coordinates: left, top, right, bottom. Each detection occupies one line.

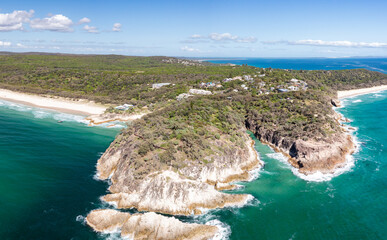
left=206, top=219, right=231, bottom=240
left=0, top=99, right=125, bottom=129
left=0, top=88, right=106, bottom=115
left=75, top=215, right=86, bottom=225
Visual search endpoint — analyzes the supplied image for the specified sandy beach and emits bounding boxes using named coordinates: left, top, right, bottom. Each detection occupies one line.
left=337, top=85, right=387, bottom=99
left=0, top=88, right=107, bottom=115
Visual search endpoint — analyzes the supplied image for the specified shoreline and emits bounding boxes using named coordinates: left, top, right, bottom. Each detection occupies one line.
left=0, top=88, right=107, bottom=116
left=88, top=135, right=263, bottom=238
left=337, top=85, right=387, bottom=99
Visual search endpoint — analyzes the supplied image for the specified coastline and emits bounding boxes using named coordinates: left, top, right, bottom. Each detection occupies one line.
left=0, top=88, right=107, bottom=116
left=87, top=136, right=263, bottom=238
left=337, top=85, right=387, bottom=99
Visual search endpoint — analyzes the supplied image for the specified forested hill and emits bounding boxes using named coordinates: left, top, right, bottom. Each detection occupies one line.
left=0, top=54, right=385, bottom=106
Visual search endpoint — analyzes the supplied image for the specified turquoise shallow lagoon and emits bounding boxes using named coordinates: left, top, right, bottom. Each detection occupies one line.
left=0, top=90, right=386, bottom=239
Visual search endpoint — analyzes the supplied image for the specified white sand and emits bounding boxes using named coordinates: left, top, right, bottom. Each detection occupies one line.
left=337, top=85, right=387, bottom=99
left=0, top=88, right=107, bottom=115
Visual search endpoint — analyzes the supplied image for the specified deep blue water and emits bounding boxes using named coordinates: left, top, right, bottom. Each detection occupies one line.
left=208, top=58, right=387, bottom=73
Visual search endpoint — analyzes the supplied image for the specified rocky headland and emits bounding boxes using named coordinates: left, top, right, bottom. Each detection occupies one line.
left=246, top=98, right=355, bottom=176
left=87, top=128, right=262, bottom=238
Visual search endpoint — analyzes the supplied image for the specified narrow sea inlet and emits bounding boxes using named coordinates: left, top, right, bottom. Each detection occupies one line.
left=0, top=91, right=386, bottom=239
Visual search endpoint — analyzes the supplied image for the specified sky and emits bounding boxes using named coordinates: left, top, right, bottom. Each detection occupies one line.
left=1, top=0, right=387, bottom=57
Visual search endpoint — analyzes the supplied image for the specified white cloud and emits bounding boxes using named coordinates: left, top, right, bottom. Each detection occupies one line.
left=16, top=43, right=27, bottom=48
left=209, top=33, right=238, bottom=41
left=78, top=17, right=91, bottom=24
left=188, top=33, right=257, bottom=43
left=190, top=34, right=203, bottom=39
left=0, top=41, right=12, bottom=47
left=30, top=14, right=73, bottom=32
left=83, top=25, right=98, bottom=33
left=181, top=46, right=200, bottom=52
left=0, top=10, right=34, bottom=31
left=263, top=39, right=387, bottom=48
left=293, top=39, right=387, bottom=48
left=112, top=23, right=121, bottom=32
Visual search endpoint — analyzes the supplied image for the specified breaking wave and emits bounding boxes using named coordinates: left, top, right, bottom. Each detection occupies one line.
left=0, top=99, right=125, bottom=128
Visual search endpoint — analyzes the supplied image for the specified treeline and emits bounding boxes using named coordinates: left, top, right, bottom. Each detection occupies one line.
left=0, top=54, right=258, bottom=105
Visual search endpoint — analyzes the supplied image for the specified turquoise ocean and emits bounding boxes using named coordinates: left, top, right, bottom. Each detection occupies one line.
left=0, top=58, right=386, bottom=239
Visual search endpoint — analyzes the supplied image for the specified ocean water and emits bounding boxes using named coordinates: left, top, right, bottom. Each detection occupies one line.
left=0, top=100, right=120, bottom=239
left=0, top=58, right=386, bottom=239
left=208, top=58, right=387, bottom=73
left=197, top=90, right=387, bottom=240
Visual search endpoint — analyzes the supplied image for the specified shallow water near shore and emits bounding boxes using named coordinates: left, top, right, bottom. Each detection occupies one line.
left=0, top=90, right=386, bottom=239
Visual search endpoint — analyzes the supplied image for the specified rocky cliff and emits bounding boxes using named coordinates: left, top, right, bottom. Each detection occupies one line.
left=87, top=131, right=262, bottom=237
left=96, top=132, right=260, bottom=214
left=86, top=209, right=218, bottom=240
left=246, top=101, right=355, bottom=175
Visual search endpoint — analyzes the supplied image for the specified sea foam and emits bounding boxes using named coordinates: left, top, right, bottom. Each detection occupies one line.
left=206, top=219, right=231, bottom=240
left=0, top=99, right=125, bottom=128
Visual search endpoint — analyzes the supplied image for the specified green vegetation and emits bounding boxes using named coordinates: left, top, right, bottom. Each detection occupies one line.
left=0, top=53, right=386, bottom=170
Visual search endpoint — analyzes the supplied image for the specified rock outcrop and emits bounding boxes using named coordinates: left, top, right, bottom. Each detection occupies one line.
left=88, top=132, right=262, bottom=237
left=86, top=209, right=218, bottom=240
left=331, top=98, right=341, bottom=107
left=247, top=122, right=355, bottom=175
left=96, top=134, right=261, bottom=215
left=85, top=112, right=147, bottom=126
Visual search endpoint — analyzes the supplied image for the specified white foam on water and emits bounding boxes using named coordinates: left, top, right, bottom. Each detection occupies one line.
left=75, top=215, right=86, bottom=225
left=247, top=163, right=263, bottom=181
left=352, top=99, right=362, bottom=103
left=98, top=229, right=130, bottom=240
left=0, top=99, right=33, bottom=112
left=266, top=153, right=291, bottom=170
left=0, top=99, right=125, bottom=129
left=33, top=110, right=51, bottom=119
left=206, top=219, right=231, bottom=240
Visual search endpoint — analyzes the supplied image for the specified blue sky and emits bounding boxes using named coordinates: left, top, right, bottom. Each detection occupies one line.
left=1, top=0, right=387, bottom=57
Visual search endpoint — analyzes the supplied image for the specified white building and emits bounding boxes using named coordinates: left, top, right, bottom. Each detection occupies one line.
left=152, top=83, right=171, bottom=89
left=176, top=93, right=193, bottom=101
left=115, top=104, right=134, bottom=111
left=189, top=89, right=212, bottom=95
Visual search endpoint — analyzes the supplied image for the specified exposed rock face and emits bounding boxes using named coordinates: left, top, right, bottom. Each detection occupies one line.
left=96, top=133, right=261, bottom=215
left=248, top=123, right=354, bottom=175
left=331, top=98, right=341, bottom=107
left=85, top=112, right=147, bottom=126
left=86, top=209, right=218, bottom=240
left=88, top=131, right=262, bottom=238
left=102, top=170, right=250, bottom=215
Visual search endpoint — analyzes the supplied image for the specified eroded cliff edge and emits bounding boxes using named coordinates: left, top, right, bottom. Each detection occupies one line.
left=246, top=94, right=355, bottom=175
left=86, top=209, right=218, bottom=240
left=87, top=99, right=263, bottom=238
